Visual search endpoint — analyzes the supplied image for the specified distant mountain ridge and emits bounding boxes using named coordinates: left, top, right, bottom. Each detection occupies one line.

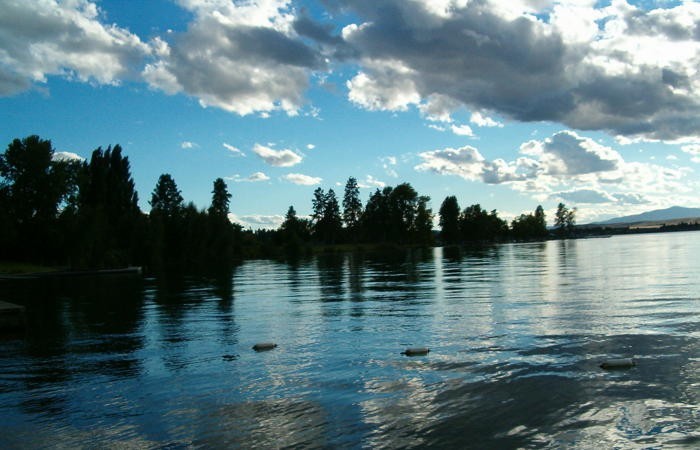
left=594, top=206, right=700, bottom=225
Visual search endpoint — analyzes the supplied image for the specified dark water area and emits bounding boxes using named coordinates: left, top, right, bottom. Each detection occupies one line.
left=1, top=232, right=699, bottom=448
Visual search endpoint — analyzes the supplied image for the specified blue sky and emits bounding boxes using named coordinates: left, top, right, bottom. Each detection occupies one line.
left=1, top=0, right=699, bottom=229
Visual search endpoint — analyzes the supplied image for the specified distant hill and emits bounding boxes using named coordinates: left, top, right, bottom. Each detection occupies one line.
left=594, top=206, right=700, bottom=225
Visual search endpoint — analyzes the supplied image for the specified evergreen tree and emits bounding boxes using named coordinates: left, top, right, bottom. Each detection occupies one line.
left=321, top=189, right=343, bottom=243
left=207, top=178, right=235, bottom=267
left=311, top=187, right=326, bottom=226
left=150, top=174, right=183, bottom=218
left=280, top=205, right=309, bottom=255
left=342, top=176, right=362, bottom=231
left=361, top=188, right=389, bottom=242
left=209, top=178, right=231, bottom=217
left=439, top=195, right=460, bottom=245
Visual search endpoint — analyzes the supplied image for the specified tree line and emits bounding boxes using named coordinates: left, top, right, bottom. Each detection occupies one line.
left=0, top=135, right=576, bottom=271
left=0, top=135, right=242, bottom=271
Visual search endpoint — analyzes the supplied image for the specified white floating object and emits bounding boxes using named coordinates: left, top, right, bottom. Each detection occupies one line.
left=600, top=358, right=636, bottom=369
left=403, top=347, right=430, bottom=356
left=253, top=342, right=277, bottom=352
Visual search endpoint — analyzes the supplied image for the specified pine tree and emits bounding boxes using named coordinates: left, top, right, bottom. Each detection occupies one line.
left=209, top=178, right=231, bottom=217
left=150, top=174, right=183, bottom=218
left=342, top=176, right=362, bottom=231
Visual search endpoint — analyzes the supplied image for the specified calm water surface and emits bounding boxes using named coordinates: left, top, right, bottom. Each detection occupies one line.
left=1, top=232, right=699, bottom=448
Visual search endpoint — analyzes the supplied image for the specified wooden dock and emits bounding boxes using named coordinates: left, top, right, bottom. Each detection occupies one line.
left=0, top=301, right=26, bottom=331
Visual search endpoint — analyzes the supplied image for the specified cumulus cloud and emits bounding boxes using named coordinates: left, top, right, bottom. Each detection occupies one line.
left=333, top=0, right=700, bottom=142
left=223, top=142, right=245, bottom=156
left=143, top=0, right=323, bottom=115
left=253, top=144, right=302, bottom=167
left=520, top=131, right=622, bottom=176
left=226, top=172, right=270, bottom=182
left=347, top=60, right=421, bottom=111
left=415, top=145, right=487, bottom=182
left=0, top=0, right=149, bottom=95
left=283, top=173, right=322, bottom=185
left=416, top=129, right=694, bottom=213
left=181, top=141, right=197, bottom=149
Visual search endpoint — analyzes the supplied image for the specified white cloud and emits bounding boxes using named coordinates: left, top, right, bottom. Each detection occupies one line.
left=226, top=172, right=270, bottom=183
left=306, top=144, right=316, bottom=150
left=0, top=0, right=149, bottom=95
left=451, top=124, right=474, bottom=137
left=336, top=0, right=700, bottom=142
left=283, top=173, right=322, bottom=185
left=415, top=145, right=486, bottom=182
left=470, top=111, right=503, bottom=128
left=419, top=94, right=460, bottom=122
left=358, top=175, right=386, bottom=188
left=181, top=141, right=197, bottom=149
left=347, top=60, right=421, bottom=111
left=143, top=0, right=322, bottom=116
left=52, top=151, right=84, bottom=162
left=253, top=143, right=302, bottom=167
left=223, top=142, right=245, bottom=156
left=415, top=129, right=695, bottom=219
left=520, top=130, right=623, bottom=176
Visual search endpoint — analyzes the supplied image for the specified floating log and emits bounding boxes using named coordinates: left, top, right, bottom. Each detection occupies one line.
left=0, top=301, right=26, bottom=331
left=253, top=342, right=277, bottom=352
left=600, top=358, right=636, bottom=370
left=402, top=347, right=430, bottom=356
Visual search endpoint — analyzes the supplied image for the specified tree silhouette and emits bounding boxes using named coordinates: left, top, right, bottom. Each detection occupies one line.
left=555, top=203, right=576, bottom=236
left=439, top=195, right=460, bottom=245
left=342, top=176, right=362, bottom=236
left=460, top=204, right=507, bottom=241
left=414, top=195, right=434, bottom=244
left=150, top=174, right=183, bottom=218
left=208, top=178, right=231, bottom=217
left=0, top=135, right=80, bottom=262
left=75, top=145, right=143, bottom=267
left=511, top=205, right=548, bottom=240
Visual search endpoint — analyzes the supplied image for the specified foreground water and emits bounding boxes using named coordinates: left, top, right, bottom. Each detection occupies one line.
left=1, top=232, right=699, bottom=448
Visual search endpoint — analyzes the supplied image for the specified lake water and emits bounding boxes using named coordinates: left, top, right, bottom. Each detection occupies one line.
left=1, top=232, right=699, bottom=448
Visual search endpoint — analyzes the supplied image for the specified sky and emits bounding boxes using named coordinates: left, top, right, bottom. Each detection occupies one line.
left=2, top=0, right=700, bottom=229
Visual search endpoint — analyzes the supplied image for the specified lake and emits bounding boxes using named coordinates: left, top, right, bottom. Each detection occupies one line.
left=1, top=232, right=699, bottom=448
